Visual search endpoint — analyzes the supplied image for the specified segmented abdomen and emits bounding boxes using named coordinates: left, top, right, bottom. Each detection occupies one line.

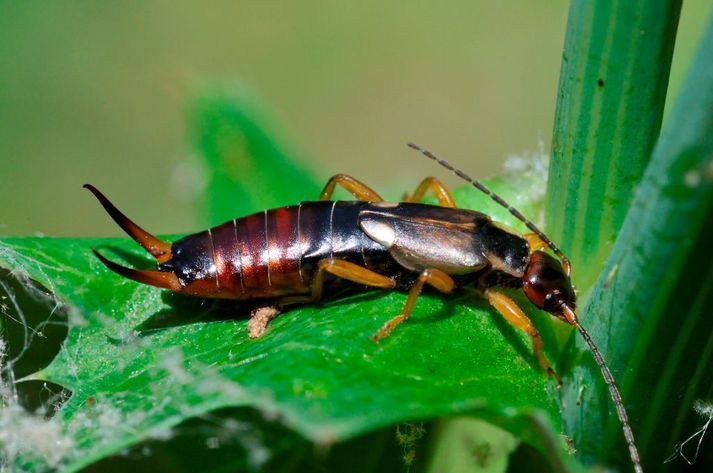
left=174, top=201, right=394, bottom=300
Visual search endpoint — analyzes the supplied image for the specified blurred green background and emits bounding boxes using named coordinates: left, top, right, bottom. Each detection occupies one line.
left=1, top=1, right=710, bottom=236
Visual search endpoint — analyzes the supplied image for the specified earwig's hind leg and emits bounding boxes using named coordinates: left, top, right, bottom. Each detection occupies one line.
left=277, top=258, right=396, bottom=309
left=311, top=258, right=395, bottom=300
left=319, top=174, right=384, bottom=202
left=403, top=177, right=456, bottom=208
left=482, top=289, right=561, bottom=385
left=372, top=268, right=455, bottom=342
left=252, top=260, right=393, bottom=338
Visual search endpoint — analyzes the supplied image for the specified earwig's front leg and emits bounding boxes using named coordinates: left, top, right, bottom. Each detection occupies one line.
left=319, top=174, right=384, bottom=202
left=403, top=177, right=456, bottom=208
left=372, top=268, right=455, bottom=342
left=482, top=289, right=561, bottom=385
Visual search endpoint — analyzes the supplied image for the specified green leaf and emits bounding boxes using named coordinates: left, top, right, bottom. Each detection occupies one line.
left=560, top=14, right=713, bottom=472
left=0, top=167, right=577, bottom=472
left=547, top=0, right=682, bottom=290
left=191, top=88, right=321, bottom=225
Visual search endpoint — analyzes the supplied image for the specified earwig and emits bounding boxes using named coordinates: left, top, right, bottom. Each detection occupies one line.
left=85, top=144, right=642, bottom=472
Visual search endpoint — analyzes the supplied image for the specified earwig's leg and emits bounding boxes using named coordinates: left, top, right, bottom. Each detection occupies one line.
left=482, top=288, right=561, bottom=385
left=319, top=174, right=384, bottom=202
left=264, top=259, right=393, bottom=336
left=403, top=177, right=456, bottom=208
left=277, top=258, right=396, bottom=309
left=311, top=258, right=395, bottom=300
left=523, top=233, right=548, bottom=253
left=247, top=306, right=281, bottom=339
left=372, top=268, right=455, bottom=342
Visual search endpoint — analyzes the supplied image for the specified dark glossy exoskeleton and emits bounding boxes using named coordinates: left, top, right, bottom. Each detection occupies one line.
left=86, top=143, right=642, bottom=473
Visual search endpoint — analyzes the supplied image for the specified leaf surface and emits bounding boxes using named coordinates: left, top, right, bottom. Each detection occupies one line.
left=0, top=168, right=574, bottom=472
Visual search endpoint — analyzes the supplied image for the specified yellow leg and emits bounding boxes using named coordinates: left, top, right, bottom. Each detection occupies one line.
left=319, top=174, right=383, bottom=202
left=403, top=177, right=456, bottom=208
left=482, top=288, right=561, bottom=384
left=311, top=258, right=395, bottom=300
left=372, top=268, right=455, bottom=342
left=278, top=258, right=395, bottom=308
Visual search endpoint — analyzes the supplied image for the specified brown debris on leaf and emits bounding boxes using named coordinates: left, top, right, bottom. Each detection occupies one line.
left=247, top=306, right=280, bottom=338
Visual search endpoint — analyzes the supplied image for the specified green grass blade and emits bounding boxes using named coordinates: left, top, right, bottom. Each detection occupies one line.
left=561, top=14, right=713, bottom=471
left=191, top=89, right=321, bottom=225
left=547, top=0, right=682, bottom=290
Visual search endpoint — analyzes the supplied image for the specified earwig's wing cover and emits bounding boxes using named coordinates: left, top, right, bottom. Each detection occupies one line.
left=359, top=203, right=489, bottom=274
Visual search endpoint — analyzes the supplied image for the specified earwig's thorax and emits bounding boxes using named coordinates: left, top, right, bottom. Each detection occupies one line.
left=474, top=222, right=530, bottom=279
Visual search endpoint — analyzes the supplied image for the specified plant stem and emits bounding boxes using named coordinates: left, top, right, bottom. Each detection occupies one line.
left=547, top=0, right=682, bottom=291
left=563, top=13, right=713, bottom=471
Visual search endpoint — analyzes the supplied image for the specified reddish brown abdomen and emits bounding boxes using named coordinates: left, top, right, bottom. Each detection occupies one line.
left=171, top=201, right=391, bottom=300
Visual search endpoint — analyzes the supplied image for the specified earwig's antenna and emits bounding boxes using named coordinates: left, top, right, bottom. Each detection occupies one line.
left=407, top=142, right=571, bottom=276
left=561, top=305, right=643, bottom=473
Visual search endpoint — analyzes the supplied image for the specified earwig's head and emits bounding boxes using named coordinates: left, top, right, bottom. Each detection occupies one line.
left=522, top=251, right=576, bottom=315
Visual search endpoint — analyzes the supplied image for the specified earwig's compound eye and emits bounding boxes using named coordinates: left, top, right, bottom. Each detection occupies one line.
left=523, top=251, right=576, bottom=313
